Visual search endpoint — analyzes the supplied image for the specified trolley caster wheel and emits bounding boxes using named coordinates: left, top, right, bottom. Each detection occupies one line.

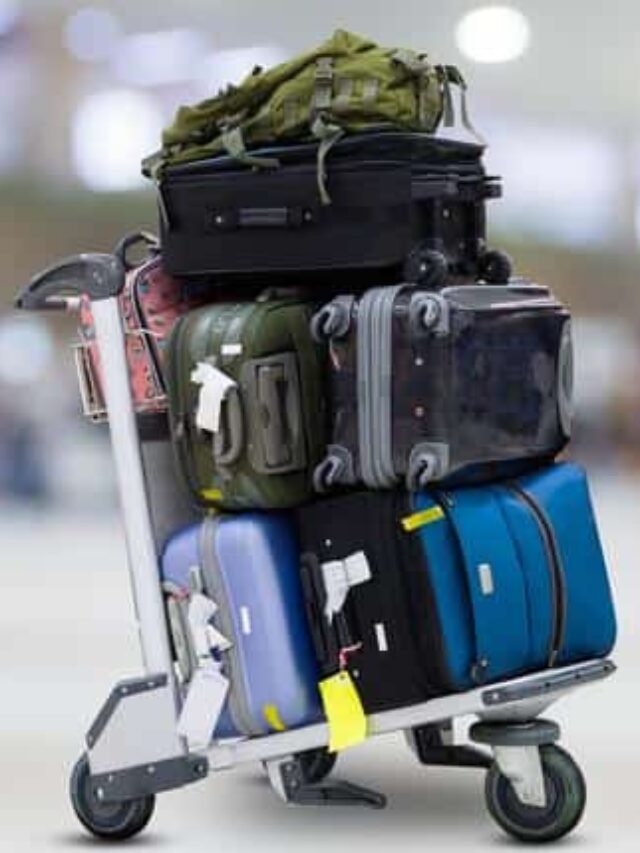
left=70, top=754, right=155, bottom=841
left=485, top=745, right=586, bottom=844
left=297, top=748, right=338, bottom=785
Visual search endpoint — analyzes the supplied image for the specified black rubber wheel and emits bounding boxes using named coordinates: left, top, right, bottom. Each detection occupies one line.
left=404, top=247, right=449, bottom=289
left=485, top=745, right=586, bottom=844
left=70, top=754, right=155, bottom=841
left=297, top=748, right=338, bottom=785
left=479, top=249, right=513, bottom=284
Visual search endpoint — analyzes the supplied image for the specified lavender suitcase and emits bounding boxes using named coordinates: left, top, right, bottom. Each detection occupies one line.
left=161, top=513, right=322, bottom=738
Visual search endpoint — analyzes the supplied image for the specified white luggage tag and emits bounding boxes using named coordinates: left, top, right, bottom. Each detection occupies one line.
left=322, top=551, right=372, bottom=622
left=178, top=592, right=233, bottom=750
left=191, top=361, right=237, bottom=434
left=177, top=662, right=229, bottom=751
left=187, top=593, right=233, bottom=658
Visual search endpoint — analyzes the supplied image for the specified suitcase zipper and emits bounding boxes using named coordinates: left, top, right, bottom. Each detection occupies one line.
left=506, top=485, right=567, bottom=668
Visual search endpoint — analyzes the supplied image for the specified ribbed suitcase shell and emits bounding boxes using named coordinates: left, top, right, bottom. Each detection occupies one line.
left=297, top=463, right=616, bottom=714
left=313, top=281, right=572, bottom=493
left=161, top=514, right=322, bottom=738
left=158, top=133, right=501, bottom=283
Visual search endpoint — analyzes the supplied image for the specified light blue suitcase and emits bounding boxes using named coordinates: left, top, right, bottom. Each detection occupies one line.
left=161, top=513, right=322, bottom=738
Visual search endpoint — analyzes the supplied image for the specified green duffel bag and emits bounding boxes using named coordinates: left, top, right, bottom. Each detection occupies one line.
left=144, top=29, right=477, bottom=202
left=166, top=296, right=326, bottom=510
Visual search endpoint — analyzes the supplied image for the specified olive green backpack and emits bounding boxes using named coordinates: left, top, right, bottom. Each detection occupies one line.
left=143, top=29, right=478, bottom=202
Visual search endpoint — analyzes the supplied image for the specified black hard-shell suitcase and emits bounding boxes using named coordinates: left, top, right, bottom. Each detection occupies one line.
left=311, top=281, right=573, bottom=493
left=158, top=133, right=510, bottom=286
left=297, top=490, right=437, bottom=713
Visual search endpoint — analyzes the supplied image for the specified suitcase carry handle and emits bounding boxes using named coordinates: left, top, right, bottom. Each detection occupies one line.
left=257, top=363, right=295, bottom=469
left=114, top=231, right=159, bottom=272
left=16, top=254, right=125, bottom=311
left=213, top=387, right=245, bottom=467
left=208, top=206, right=311, bottom=231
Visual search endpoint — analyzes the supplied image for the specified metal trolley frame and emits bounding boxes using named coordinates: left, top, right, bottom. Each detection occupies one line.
left=16, top=251, right=616, bottom=842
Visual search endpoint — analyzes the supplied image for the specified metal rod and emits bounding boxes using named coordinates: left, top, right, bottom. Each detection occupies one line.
left=206, top=659, right=613, bottom=770
left=92, top=298, right=175, bottom=679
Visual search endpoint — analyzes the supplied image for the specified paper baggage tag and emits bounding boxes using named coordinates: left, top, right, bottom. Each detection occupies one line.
left=177, top=663, right=229, bottom=750
left=321, top=551, right=372, bottom=622
left=191, top=361, right=237, bottom=434
left=187, top=593, right=232, bottom=658
left=319, top=671, right=368, bottom=753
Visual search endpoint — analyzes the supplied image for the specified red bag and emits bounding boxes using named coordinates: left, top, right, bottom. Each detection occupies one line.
left=76, top=243, right=199, bottom=420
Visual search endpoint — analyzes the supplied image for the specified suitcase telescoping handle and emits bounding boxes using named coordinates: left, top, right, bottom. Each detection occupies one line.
left=15, top=254, right=125, bottom=312
left=257, top=362, right=295, bottom=468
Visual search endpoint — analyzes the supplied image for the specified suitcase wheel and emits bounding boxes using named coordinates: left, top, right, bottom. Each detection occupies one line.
left=484, top=745, right=586, bottom=843
left=404, top=247, right=449, bottom=289
left=310, top=303, right=351, bottom=342
left=313, top=455, right=346, bottom=492
left=409, top=293, right=445, bottom=334
left=406, top=451, right=439, bottom=490
left=478, top=249, right=513, bottom=285
left=70, top=754, right=155, bottom=841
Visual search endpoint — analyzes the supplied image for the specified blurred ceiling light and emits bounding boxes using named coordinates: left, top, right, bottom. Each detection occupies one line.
left=198, top=46, right=286, bottom=97
left=64, top=6, right=121, bottom=63
left=0, top=316, right=53, bottom=386
left=111, top=28, right=209, bottom=87
left=72, top=89, right=162, bottom=191
left=455, top=6, right=530, bottom=64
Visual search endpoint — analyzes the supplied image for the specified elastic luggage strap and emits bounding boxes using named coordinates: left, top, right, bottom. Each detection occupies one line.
left=373, top=286, right=405, bottom=487
left=359, top=285, right=407, bottom=489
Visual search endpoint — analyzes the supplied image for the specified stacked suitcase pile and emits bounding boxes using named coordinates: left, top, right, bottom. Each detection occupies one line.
left=20, top=32, right=616, bottom=844
left=150, top=128, right=614, bottom=726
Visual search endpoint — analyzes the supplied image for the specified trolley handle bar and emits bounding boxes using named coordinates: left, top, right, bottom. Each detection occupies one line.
left=15, top=253, right=125, bottom=312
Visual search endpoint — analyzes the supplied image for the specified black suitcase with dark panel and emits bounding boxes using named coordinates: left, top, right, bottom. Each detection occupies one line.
left=157, top=133, right=511, bottom=286
left=311, top=281, right=574, bottom=493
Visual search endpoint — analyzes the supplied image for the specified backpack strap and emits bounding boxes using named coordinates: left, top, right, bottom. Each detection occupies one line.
left=311, top=115, right=345, bottom=205
left=219, top=126, right=281, bottom=169
left=391, top=49, right=433, bottom=129
left=436, top=65, right=485, bottom=144
left=313, top=57, right=335, bottom=111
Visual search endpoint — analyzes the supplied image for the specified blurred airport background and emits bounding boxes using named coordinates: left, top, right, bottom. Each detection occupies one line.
left=1, top=4, right=639, bottom=850
left=0, top=0, right=639, bottom=508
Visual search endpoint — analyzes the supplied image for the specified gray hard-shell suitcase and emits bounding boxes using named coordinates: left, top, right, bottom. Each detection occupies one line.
left=311, top=281, right=573, bottom=492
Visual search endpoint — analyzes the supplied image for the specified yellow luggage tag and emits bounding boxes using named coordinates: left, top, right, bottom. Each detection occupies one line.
left=319, top=670, right=368, bottom=753
left=400, top=505, right=444, bottom=533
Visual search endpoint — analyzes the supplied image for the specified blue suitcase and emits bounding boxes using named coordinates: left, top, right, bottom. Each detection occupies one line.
left=297, top=462, right=617, bottom=713
left=161, top=513, right=322, bottom=738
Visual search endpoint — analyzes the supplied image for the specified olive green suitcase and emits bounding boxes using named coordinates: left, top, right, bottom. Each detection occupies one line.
left=166, top=297, right=326, bottom=510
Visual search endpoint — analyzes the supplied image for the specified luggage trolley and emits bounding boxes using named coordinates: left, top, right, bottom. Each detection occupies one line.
left=16, top=251, right=616, bottom=845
